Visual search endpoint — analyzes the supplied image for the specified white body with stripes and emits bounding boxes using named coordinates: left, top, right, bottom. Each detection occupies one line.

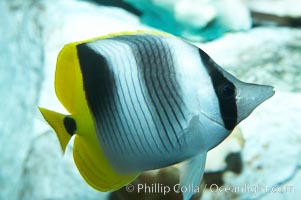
left=80, top=36, right=222, bottom=172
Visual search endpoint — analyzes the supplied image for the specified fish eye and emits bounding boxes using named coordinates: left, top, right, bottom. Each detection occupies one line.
left=219, top=83, right=235, bottom=99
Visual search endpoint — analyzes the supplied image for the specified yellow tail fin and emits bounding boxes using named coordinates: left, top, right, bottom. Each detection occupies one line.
left=73, top=135, right=139, bottom=191
left=39, top=107, right=72, bottom=153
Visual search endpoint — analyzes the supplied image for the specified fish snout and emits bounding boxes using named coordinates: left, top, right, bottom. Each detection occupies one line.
left=236, top=83, right=275, bottom=124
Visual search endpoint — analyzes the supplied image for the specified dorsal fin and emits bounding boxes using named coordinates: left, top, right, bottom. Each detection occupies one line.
left=78, top=30, right=173, bottom=43
left=55, top=43, right=82, bottom=113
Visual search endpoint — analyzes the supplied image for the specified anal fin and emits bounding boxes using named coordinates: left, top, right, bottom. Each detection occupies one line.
left=73, top=135, right=139, bottom=191
left=179, top=152, right=207, bottom=200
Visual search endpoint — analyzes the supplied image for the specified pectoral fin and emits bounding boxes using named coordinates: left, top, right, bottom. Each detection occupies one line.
left=179, top=152, right=207, bottom=200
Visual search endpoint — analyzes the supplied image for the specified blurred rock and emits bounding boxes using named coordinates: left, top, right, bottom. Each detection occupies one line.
left=206, top=127, right=244, bottom=173
left=86, top=0, right=141, bottom=16
left=223, top=92, right=301, bottom=200
left=198, top=0, right=251, bottom=41
left=18, top=132, right=108, bottom=200
left=245, top=0, right=301, bottom=18
left=203, top=128, right=244, bottom=187
left=201, top=27, right=301, bottom=92
left=244, top=0, right=301, bottom=27
left=0, top=1, right=44, bottom=199
left=124, top=0, right=251, bottom=41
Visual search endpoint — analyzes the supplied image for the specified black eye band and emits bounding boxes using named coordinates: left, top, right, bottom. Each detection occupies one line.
left=198, top=49, right=237, bottom=130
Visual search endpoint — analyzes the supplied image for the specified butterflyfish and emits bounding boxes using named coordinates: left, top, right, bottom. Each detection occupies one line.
left=39, top=30, right=274, bottom=200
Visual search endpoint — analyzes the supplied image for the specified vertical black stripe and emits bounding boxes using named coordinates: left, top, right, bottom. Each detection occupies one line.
left=114, top=34, right=190, bottom=150
left=115, top=36, right=172, bottom=153
left=109, top=42, right=164, bottom=154
left=134, top=36, right=176, bottom=149
left=93, top=43, right=143, bottom=155
left=198, top=49, right=237, bottom=130
left=154, top=37, right=187, bottom=126
left=142, top=36, right=182, bottom=146
left=159, top=38, right=188, bottom=121
left=76, top=43, right=125, bottom=155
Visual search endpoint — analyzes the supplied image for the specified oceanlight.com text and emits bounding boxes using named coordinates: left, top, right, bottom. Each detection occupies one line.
left=125, top=183, right=295, bottom=195
left=205, top=184, right=295, bottom=194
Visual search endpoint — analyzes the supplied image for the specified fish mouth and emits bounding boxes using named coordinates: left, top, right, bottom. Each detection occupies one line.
left=245, top=84, right=275, bottom=108
left=262, top=85, right=275, bottom=100
left=236, top=83, right=275, bottom=123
